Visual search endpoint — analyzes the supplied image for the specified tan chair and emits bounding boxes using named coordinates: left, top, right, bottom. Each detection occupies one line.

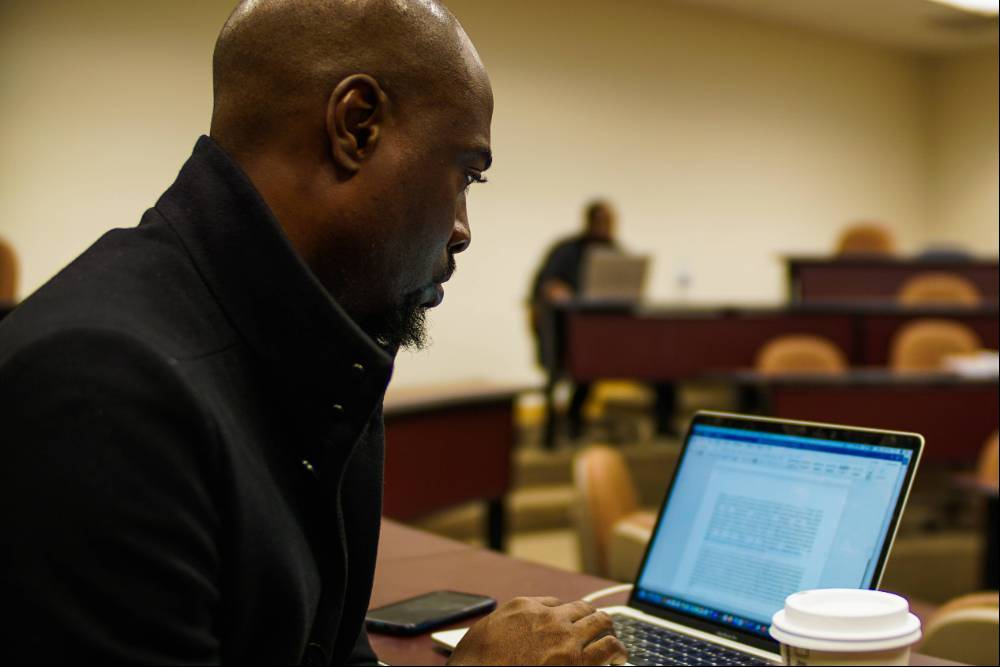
left=898, top=272, right=981, bottom=307
left=608, top=512, right=656, bottom=582
left=885, top=431, right=1000, bottom=604
left=755, top=335, right=848, bottom=375
left=881, top=532, right=984, bottom=604
left=836, top=223, right=895, bottom=256
left=919, top=591, right=999, bottom=665
left=977, top=431, right=998, bottom=486
left=889, top=319, right=982, bottom=371
left=0, top=236, right=18, bottom=301
left=572, top=445, right=655, bottom=579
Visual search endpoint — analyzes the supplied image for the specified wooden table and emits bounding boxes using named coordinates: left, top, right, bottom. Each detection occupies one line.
left=554, top=303, right=999, bottom=383
left=368, top=520, right=961, bottom=665
left=382, top=382, right=524, bottom=550
left=724, top=370, right=999, bottom=465
left=538, top=302, right=997, bottom=448
left=785, top=256, right=999, bottom=305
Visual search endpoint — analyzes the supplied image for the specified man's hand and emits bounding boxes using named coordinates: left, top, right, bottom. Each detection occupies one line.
left=447, top=596, right=628, bottom=666
left=542, top=279, right=574, bottom=304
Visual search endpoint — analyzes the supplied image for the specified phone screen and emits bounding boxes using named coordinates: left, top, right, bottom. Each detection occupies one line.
left=366, top=591, right=495, bottom=634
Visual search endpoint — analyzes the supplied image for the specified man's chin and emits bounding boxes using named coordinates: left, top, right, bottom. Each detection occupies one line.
left=361, top=298, right=429, bottom=352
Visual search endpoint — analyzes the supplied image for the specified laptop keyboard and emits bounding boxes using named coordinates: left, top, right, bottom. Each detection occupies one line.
left=612, top=615, right=771, bottom=666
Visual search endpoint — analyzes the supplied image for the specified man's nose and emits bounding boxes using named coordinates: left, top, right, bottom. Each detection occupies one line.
left=449, top=212, right=471, bottom=254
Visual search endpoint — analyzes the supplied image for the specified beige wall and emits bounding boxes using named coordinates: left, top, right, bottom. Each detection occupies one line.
left=403, top=0, right=931, bottom=386
left=0, top=0, right=230, bottom=300
left=925, top=46, right=999, bottom=254
left=0, top=1, right=995, bottom=388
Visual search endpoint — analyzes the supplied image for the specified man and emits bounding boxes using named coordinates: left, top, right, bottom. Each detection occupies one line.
left=531, top=200, right=617, bottom=442
left=530, top=202, right=676, bottom=445
left=0, top=1, right=627, bottom=665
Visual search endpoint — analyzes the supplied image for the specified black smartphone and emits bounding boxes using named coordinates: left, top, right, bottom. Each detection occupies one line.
left=365, top=590, right=496, bottom=636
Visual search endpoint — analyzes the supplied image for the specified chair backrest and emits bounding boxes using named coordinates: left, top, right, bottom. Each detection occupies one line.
left=755, top=334, right=848, bottom=375
left=978, top=431, right=999, bottom=485
left=573, top=445, right=639, bottom=577
left=898, top=272, right=981, bottom=307
left=0, top=236, right=18, bottom=301
left=920, top=592, right=999, bottom=665
left=836, top=223, right=895, bottom=256
left=888, top=319, right=982, bottom=372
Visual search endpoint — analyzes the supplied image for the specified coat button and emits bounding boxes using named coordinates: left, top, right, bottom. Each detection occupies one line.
left=351, top=362, right=365, bottom=377
left=332, top=403, right=345, bottom=417
left=301, top=642, right=327, bottom=666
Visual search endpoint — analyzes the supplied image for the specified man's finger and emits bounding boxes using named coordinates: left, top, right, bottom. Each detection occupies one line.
left=572, top=610, right=614, bottom=642
left=582, top=634, right=629, bottom=666
left=558, top=600, right=598, bottom=622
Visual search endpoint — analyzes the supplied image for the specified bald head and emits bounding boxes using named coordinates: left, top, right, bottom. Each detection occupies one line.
left=211, top=0, right=485, bottom=152
left=208, top=0, right=493, bottom=351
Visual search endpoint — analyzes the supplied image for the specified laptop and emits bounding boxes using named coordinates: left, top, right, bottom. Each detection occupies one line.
left=433, top=411, right=922, bottom=665
left=580, top=249, right=650, bottom=303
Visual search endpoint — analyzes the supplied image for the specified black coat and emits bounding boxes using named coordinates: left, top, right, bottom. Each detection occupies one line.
left=0, top=136, right=394, bottom=665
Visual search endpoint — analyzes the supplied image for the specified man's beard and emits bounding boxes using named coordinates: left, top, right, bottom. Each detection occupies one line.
left=359, top=254, right=455, bottom=352
left=362, top=295, right=429, bottom=352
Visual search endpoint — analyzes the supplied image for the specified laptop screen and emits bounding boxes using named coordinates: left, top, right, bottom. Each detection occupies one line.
left=632, top=417, right=918, bottom=642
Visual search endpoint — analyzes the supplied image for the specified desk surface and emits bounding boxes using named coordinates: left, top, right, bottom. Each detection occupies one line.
left=559, top=301, right=999, bottom=317
left=383, top=380, right=526, bottom=417
left=721, top=368, right=999, bottom=387
left=369, top=520, right=960, bottom=666
left=785, top=256, right=999, bottom=268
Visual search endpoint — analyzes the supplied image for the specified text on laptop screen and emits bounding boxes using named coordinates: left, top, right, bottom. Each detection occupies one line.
left=634, top=423, right=914, bottom=637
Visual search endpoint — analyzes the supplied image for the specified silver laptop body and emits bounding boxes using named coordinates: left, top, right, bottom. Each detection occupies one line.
left=580, top=249, right=650, bottom=303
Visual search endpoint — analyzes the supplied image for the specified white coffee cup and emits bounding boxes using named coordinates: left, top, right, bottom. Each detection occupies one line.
left=769, top=589, right=922, bottom=666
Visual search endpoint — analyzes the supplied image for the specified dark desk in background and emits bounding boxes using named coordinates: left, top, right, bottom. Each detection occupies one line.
left=369, top=520, right=961, bottom=666
left=382, top=382, right=522, bottom=551
left=723, top=370, right=999, bottom=466
left=555, top=303, right=998, bottom=382
left=785, top=256, right=999, bottom=305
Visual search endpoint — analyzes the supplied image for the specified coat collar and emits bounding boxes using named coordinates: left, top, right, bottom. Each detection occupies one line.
left=155, top=136, right=394, bottom=424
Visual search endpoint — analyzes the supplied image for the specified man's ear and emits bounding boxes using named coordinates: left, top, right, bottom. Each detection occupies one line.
left=326, top=74, right=388, bottom=175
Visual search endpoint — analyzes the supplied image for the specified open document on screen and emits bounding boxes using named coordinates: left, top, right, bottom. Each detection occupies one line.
left=635, top=424, right=913, bottom=634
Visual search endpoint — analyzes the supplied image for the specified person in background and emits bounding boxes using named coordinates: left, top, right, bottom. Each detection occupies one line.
left=530, top=200, right=676, bottom=445
left=531, top=200, right=616, bottom=442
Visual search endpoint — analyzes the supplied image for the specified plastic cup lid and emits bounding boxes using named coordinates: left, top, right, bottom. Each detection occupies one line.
left=769, top=589, right=922, bottom=652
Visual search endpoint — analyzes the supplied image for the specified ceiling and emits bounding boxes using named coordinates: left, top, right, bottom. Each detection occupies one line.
left=674, top=0, right=999, bottom=53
